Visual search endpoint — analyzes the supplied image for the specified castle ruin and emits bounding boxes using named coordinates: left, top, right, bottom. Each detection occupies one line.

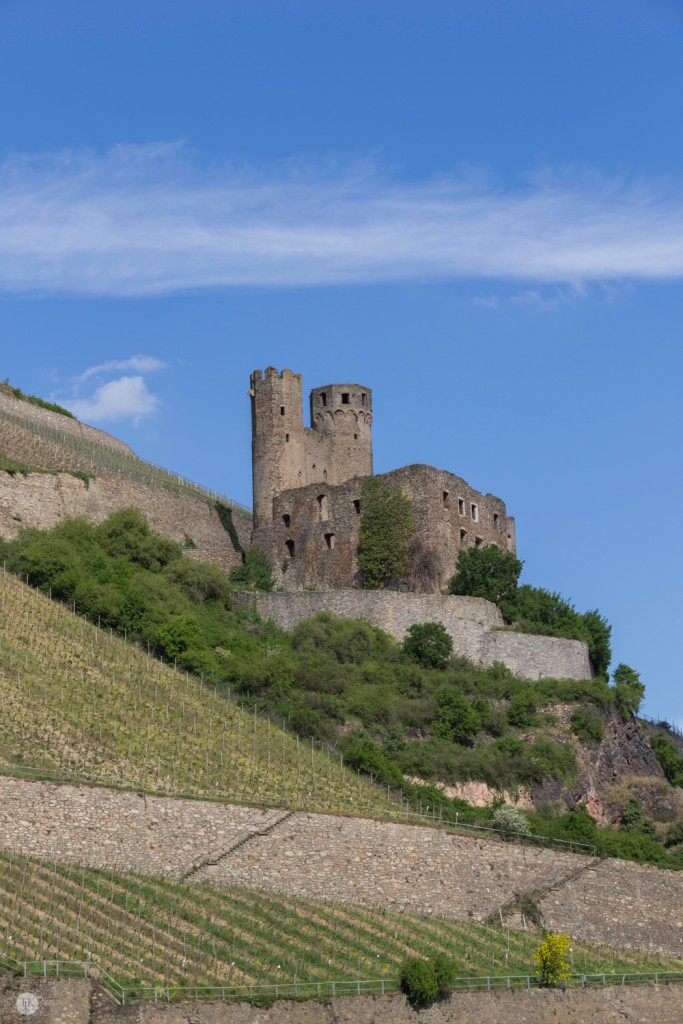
left=250, top=367, right=516, bottom=592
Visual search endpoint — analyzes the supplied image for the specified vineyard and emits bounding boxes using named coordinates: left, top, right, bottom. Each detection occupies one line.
left=1, top=848, right=680, bottom=995
left=0, top=395, right=248, bottom=513
left=0, top=569, right=399, bottom=813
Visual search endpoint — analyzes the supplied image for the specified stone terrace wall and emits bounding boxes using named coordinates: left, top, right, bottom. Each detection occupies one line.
left=4, top=975, right=683, bottom=1024
left=0, top=471, right=246, bottom=572
left=233, top=591, right=591, bottom=681
left=1, top=777, right=681, bottom=954
left=196, top=810, right=582, bottom=921
left=0, top=778, right=279, bottom=878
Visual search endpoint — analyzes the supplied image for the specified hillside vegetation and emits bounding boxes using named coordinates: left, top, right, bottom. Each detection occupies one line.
left=0, top=510, right=681, bottom=867
left=0, top=565, right=398, bottom=813
left=1, top=849, right=680, bottom=995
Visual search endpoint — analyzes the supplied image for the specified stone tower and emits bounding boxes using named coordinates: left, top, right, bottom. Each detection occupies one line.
left=249, top=368, right=373, bottom=528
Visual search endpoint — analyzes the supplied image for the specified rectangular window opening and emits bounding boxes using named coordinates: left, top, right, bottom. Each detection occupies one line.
left=321, top=393, right=327, bottom=407
left=341, top=392, right=350, bottom=404
left=458, top=498, right=464, bottom=516
left=317, top=493, right=329, bottom=521
left=471, top=503, right=479, bottom=522
left=475, top=536, right=483, bottom=547
left=282, top=514, right=291, bottom=528
left=280, top=406, right=285, bottom=415
left=285, top=539, right=295, bottom=558
left=324, top=532, right=335, bottom=550
left=460, top=529, right=467, bottom=543
left=493, top=512, right=499, bottom=528
left=353, top=499, right=361, bottom=514
left=443, top=490, right=449, bottom=507
left=285, top=433, right=290, bottom=443
left=361, top=393, right=366, bottom=406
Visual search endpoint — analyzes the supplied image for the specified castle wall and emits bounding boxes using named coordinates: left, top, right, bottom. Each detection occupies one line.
left=0, top=777, right=680, bottom=955
left=253, top=465, right=515, bottom=594
left=0, top=471, right=247, bottom=573
left=231, top=590, right=591, bottom=681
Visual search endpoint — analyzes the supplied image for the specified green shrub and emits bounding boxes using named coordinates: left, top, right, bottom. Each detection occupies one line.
left=399, top=957, right=439, bottom=1006
left=229, top=547, right=273, bottom=591
left=434, top=687, right=480, bottom=745
left=403, top=622, right=453, bottom=669
left=649, top=734, right=683, bottom=786
left=507, top=691, right=537, bottom=728
left=535, top=933, right=572, bottom=988
left=570, top=706, right=604, bottom=744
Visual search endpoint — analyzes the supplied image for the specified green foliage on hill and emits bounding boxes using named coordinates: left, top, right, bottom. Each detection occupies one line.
left=613, top=663, right=646, bottom=719
left=0, top=511, right=680, bottom=868
left=358, top=477, right=414, bottom=589
left=650, top=734, right=683, bottom=787
left=447, top=544, right=523, bottom=606
left=229, top=547, right=274, bottom=591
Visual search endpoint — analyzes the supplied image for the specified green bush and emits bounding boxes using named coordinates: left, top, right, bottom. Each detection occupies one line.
left=402, top=622, right=453, bottom=669
left=650, top=734, right=683, bottom=787
left=434, top=687, right=481, bottom=745
left=492, top=804, right=531, bottom=838
left=229, top=547, right=273, bottom=591
left=570, top=706, right=604, bottom=744
left=399, top=957, right=439, bottom=1006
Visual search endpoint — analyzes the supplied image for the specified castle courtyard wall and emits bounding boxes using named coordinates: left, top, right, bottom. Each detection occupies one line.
left=232, top=591, right=592, bottom=682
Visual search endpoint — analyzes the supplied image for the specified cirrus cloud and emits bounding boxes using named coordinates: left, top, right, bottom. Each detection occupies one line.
left=1, top=143, right=683, bottom=296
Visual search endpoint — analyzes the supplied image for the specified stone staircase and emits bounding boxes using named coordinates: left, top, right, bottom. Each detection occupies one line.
left=181, top=808, right=294, bottom=883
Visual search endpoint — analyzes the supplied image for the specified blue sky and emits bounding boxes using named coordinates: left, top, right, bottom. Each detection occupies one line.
left=1, top=0, right=682, bottom=722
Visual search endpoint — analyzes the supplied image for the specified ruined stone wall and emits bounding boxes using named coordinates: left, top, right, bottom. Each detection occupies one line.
left=0, top=471, right=246, bottom=573
left=253, top=465, right=515, bottom=593
left=232, top=591, right=591, bottom=681
left=1, top=777, right=681, bottom=955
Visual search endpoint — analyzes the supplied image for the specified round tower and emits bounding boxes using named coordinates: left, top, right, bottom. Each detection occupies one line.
left=309, top=383, right=373, bottom=485
left=250, top=367, right=306, bottom=528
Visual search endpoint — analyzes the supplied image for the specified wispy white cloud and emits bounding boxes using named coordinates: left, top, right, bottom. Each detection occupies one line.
left=78, top=354, right=166, bottom=382
left=1, top=143, right=683, bottom=296
left=64, top=375, right=160, bottom=424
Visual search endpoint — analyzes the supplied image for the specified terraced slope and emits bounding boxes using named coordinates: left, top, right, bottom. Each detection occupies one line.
left=0, top=570, right=398, bottom=813
left=0, top=388, right=247, bottom=512
left=1, top=849, right=680, bottom=992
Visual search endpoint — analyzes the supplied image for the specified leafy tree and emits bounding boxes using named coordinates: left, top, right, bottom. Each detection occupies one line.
left=612, top=663, right=645, bottom=719
left=357, top=478, right=414, bottom=589
left=229, top=547, right=273, bottom=591
left=432, top=954, right=457, bottom=996
left=447, top=544, right=523, bottom=609
left=535, top=933, right=572, bottom=988
left=403, top=622, right=453, bottom=669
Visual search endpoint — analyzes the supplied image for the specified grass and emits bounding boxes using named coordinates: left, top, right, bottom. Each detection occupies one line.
left=0, top=570, right=401, bottom=815
left=0, top=848, right=680, bottom=993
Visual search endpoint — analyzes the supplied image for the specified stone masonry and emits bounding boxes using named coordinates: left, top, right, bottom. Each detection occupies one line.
left=0, top=777, right=681, bottom=955
left=0, top=472, right=249, bottom=573
left=249, top=369, right=516, bottom=593
left=232, top=591, right=592, bottom=681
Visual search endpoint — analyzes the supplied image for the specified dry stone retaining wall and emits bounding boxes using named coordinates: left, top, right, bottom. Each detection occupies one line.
left=233, top=591, right=592, bottom=681
left=0, top=778, right=681, bottom=954
left=0, top=471, right=247, bottom=573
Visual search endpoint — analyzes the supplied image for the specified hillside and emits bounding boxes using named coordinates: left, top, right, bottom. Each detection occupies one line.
left=0, top=567, right=398, bottom=814
left=2, top=848, right=680, bottom=998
